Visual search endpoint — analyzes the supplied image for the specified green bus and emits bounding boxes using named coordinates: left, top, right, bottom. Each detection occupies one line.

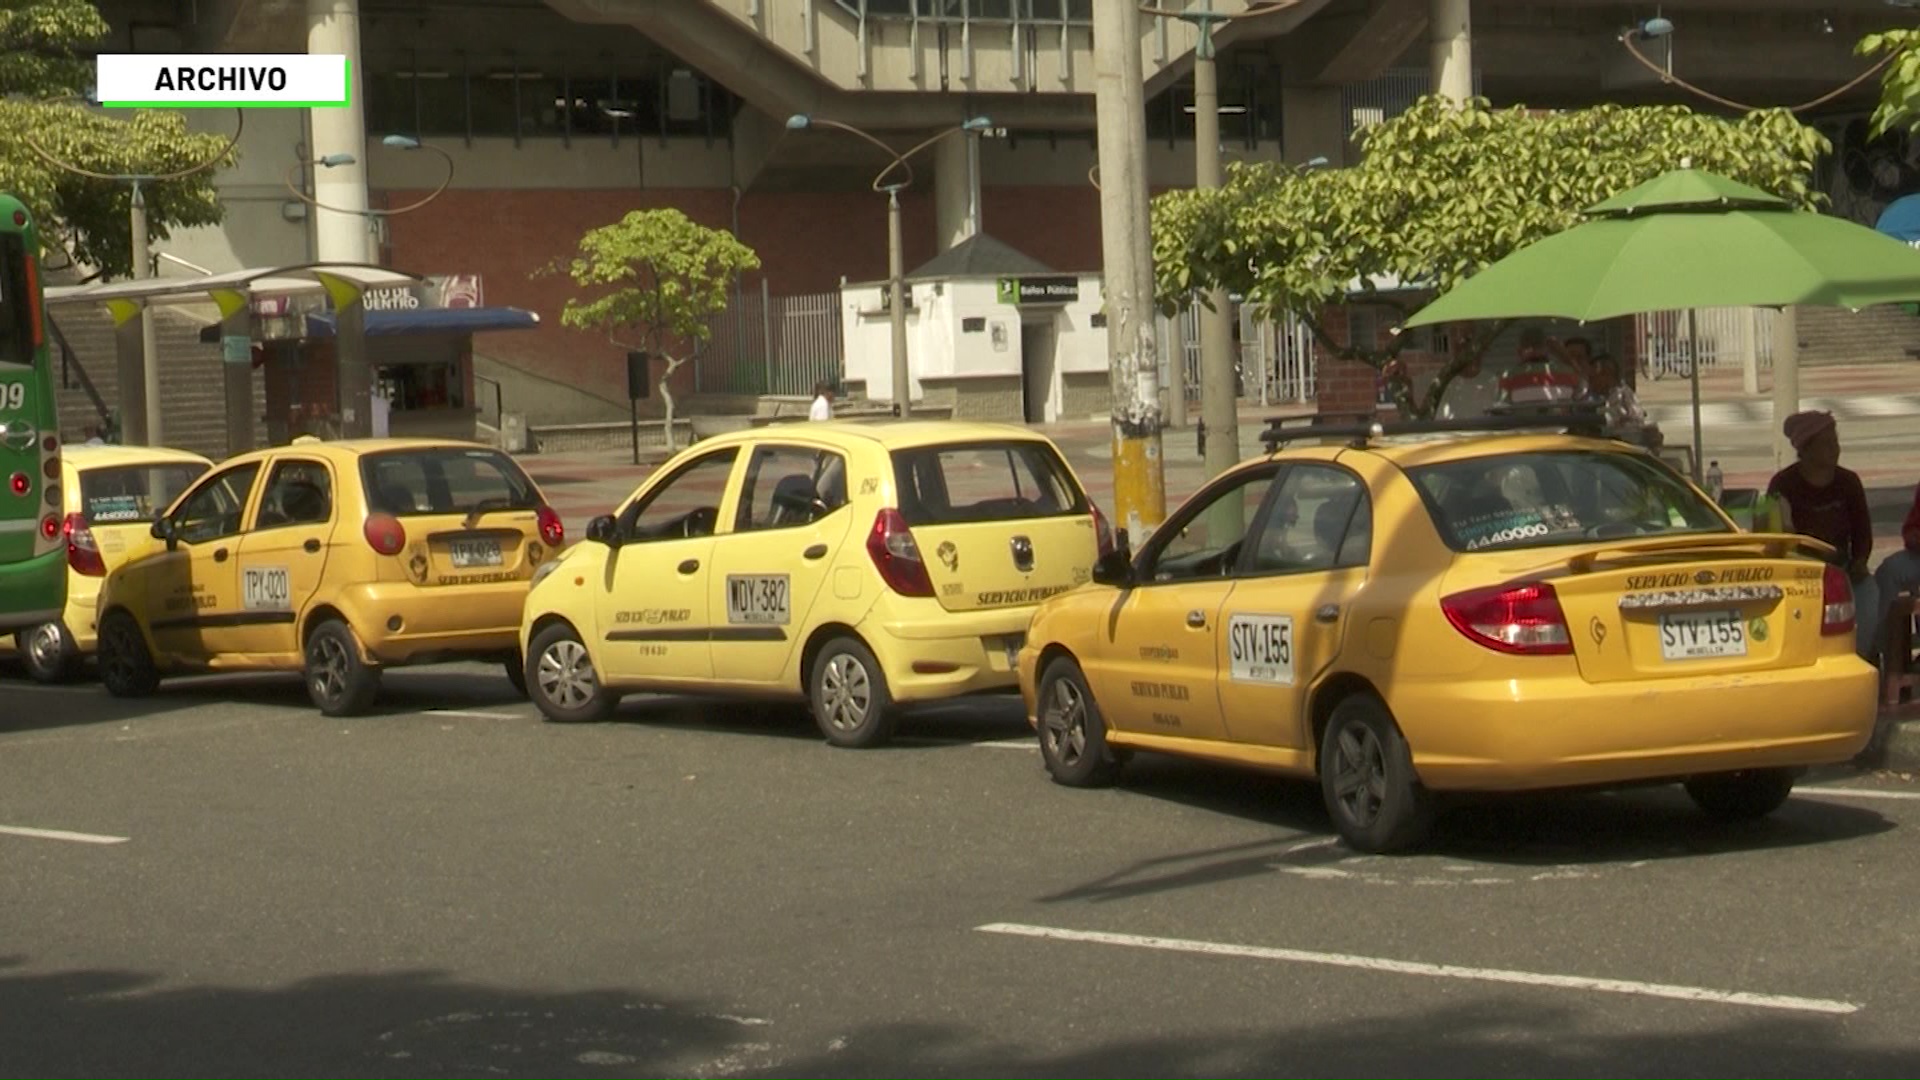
left=0, top=193, right=65, bottom=633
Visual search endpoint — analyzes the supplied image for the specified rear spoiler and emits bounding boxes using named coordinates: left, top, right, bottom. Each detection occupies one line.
left=1567, top=532, right=1835, bottom=574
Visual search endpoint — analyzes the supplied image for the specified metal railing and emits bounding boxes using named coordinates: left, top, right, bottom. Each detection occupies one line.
left=696, top=282, right=845, bottom=397
left=1157, top=298, right=1318, bottom=406
left=1634, top=306, right=1777, bottom=381
left=832, top=0, right=1093, bottom=25
left=475, top=372, right=505, bottom=428
left=46, top=316, right=113, bottom=432
left=153, top=252, right=215, bottom=276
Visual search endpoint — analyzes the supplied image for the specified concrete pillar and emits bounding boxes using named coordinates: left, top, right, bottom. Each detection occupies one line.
left=933, top=131, right=980, bottom=253
left=211, top=289, right=256, bottom=457
left=1280, top=85, right=1346, bottom=166
left=109, top=301, right=145, bottom=444
left=307, top=0, right=372, bottom=266
left=1431, top=0, right=1473, bottom=104
left=1771, top=305, right=1801, bottom=470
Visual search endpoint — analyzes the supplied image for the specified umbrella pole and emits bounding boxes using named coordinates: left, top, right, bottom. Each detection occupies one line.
left=1688, top=307, right=1704, bottom=485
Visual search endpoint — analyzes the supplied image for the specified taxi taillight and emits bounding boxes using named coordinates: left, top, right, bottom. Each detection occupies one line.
left=536, top=505, right=564, bottom=547
left=866, top=508, right=934, bottom=597
left=1441, top=581, right=1573, bottom=655
left=64, top=513, right=105, bottom=576
left=364, top=512, right=407, bottom=556
left=1821, top=564, right=1855, bottom=636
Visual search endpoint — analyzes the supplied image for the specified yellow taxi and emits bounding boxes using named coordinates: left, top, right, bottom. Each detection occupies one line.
left=519, top=421, right=1106, bottom=747
left=94, top=437, right=565, bottom=715
left=1017, top=408, right=1880, bottom=853
left=4, top=443, right=211, bottom=682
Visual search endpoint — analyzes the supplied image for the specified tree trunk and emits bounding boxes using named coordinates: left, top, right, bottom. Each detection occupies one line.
left=659, top=353, right=687, bottom=452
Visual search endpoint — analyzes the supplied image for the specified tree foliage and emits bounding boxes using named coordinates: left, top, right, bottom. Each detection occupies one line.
left=1861, top=28, right=1920, bottom=138
left=544, top=208, right=761, bottom=449
left=1150, top=95, right=1828, bottom=415
left=0, top=0, right=237, bottom=278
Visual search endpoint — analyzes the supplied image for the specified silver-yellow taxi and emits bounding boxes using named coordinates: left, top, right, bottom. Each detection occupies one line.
left=519, top=420, right=1107, bottom=746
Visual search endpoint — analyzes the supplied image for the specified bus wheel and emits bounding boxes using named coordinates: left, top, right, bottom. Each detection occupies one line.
left=18, top=621, right=78, bottom=684
left=97, top=612, right=160, bottom=698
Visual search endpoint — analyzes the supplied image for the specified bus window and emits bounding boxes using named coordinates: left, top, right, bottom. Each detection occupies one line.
left=0, top=233, right=38, bottom=370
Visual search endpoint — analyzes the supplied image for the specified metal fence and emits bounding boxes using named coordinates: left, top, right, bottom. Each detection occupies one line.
left=1633, top=306, right=1777, bottom=381
left=1156, top=299, right=1318, bottom=406
left=696, top=282, right=845, bottom=396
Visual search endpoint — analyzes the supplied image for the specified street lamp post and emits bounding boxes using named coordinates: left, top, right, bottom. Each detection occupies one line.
left=787, top=114, right=994, bottom=416
left=283, top=135, right=456, bottom=438
left=19, top=97, right=243, bottom=447
left=1141, top=1, right=1295, bottom=480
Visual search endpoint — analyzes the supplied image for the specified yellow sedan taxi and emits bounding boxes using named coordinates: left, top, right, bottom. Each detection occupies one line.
left=1017, top=408, right=1879, bottom=853
left=4, top=443, right=211, bottom=682
left=519, top=421, right=1106, bottom=747
left=94, top=437, right=565, bottom=715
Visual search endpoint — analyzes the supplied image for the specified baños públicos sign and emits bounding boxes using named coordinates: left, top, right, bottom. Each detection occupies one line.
left=996, top=276, right=1079, bottom=305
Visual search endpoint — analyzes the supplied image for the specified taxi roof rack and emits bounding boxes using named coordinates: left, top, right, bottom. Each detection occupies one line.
left=1258, top=401, right=1609, bottom=451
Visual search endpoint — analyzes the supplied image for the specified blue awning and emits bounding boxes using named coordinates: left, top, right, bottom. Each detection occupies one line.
left=303, top=306, right=541, bottom=338
left=1877, top=194, right=1920, bottom=246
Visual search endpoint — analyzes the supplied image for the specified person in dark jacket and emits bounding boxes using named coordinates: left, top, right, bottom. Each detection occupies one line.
left=1768, top=410, right=1878, bottom=658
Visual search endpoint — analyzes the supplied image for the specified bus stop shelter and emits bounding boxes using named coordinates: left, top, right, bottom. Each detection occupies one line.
left=44, top=262, right=422, bottom=455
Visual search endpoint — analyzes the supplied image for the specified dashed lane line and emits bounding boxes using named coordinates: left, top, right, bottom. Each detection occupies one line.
left=976, top=922, right=1860, bottom=1015
left=0, top=824, right=129, bottom=845
left=1795, top=786, right=1920, bottom=801
left=421, top=708, right=531, bottom=720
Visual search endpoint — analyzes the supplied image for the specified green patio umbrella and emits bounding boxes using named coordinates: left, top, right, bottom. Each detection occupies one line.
left=1400, top=168, right=1920, bottom=480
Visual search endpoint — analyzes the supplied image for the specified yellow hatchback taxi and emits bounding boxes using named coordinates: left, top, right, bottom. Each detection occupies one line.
left=4, top=443, right=211, bottom=682
left=520, top=421, right=1106, bottom=746
left=95, top=437, right=565, bottom=715
left=1017, top=408, right=1879, bottom=853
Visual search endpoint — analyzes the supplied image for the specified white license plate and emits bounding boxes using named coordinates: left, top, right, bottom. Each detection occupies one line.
left=449, top=538, right=503, bottom=568
left=726, top=574, right=790, bottom=625
left=1659, top=609, right=1748, bottom=661
left=242, top=566, right=291, bottom=612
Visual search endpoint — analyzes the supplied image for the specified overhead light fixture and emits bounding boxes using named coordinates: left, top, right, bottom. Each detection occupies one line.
left=599, top=99, right=639, bottom=119
left=1184, top=104, right=1249, bottom=114
left=486, top=69, right=545, bottom=80
left=396, top=70, right=451, bottom=79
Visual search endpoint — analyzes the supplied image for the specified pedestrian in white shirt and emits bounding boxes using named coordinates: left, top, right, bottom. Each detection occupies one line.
left=809, top=381, right=834, bottom=421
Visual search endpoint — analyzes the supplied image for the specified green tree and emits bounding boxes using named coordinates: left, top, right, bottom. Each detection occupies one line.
left=1860, top=28, right=1920, bottom=138
left=544, top=208, right=761, bottom=450
left=1151, top=95, right=1827, bottom=416
left=0, top=0, right=236, bottom=278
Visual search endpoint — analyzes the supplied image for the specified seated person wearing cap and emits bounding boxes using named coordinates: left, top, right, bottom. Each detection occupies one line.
left=1768, top=410, right=1878, bottom=660
left=1871, top=482, right=1920, bottom=664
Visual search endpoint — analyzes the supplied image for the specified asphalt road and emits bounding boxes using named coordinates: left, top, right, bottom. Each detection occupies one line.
left=2, top=662, right=1918, bottom=1078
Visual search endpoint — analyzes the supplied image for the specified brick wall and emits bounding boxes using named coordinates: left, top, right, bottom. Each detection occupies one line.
left=49, top=304, right=266, bottom=459
left=378, top=184, right=1107, bottom=412
left=1795, top=305, right=1920, bottom=367
left=1311, top=309, right=1448, bottom=416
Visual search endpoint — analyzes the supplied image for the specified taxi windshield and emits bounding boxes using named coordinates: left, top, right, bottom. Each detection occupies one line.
left=1408, top=450, right=1731, bottom=553
left=359, top=447, right=539, bottom=517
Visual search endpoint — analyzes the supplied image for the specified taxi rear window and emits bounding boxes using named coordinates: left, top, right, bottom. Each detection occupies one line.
left=80, top=462, right=209, bottom=525
left=1408, top=450, right=1730, bottom=553
left=359, top=447, right=539, bottom=516
left=890, top=440, right=1087, bottom=526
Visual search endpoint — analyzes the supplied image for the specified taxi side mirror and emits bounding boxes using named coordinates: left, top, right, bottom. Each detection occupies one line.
left=1091, top=529, right=1133, bottom=588
left=585, top=514, right=620, bottom=547
left=150, top=516, right=178, bottom=551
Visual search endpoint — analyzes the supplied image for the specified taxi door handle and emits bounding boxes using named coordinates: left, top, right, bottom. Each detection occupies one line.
left=803, top=544, right=828, bottom=560
left=1316, top=604, right=1340, bottom=624
left=213, top=547, right=229, bottom=563
left=303, top=539, right=322, bottom=554
left=1186, top=609, right=1207, bottom=628
left=677, top=559, right=700, bottom=574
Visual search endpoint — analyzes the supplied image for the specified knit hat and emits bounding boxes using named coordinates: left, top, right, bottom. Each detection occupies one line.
left=1782, top=409, right=1836, bottom=451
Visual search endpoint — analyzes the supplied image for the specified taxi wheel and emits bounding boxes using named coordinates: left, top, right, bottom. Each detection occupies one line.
left=1319, top=696, right=1434, bottom=854
left=97, top=611, right=160, bottom=698
left=527, top=624, right=615, bottom=723
left=809, top=637, right=897, bottom=748
left=304, top=619, right=382, bottom=717
left=1683, top=768, right=1796, bottom=822
left=1036, top=658, right=1122, bottom=787
left=18, top=621, right=78, bottom=684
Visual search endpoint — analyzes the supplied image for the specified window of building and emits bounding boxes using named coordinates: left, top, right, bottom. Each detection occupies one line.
left=376, top=361, right=465, bottom=412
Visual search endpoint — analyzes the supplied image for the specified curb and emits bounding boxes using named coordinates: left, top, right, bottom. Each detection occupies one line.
left=1877, top=716, right=1920, bottom=774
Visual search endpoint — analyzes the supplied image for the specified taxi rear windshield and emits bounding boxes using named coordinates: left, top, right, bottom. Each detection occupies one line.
left=360, top=447, right=539, bottom=516
left=891, top=440, right=1087, bottom=526
left=1408, top=450, right=1730, bottom=553
left=80, top=463, right=210, bottom=525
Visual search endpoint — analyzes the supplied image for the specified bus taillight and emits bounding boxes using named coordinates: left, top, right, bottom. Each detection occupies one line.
left=39, top=514, right=57, bottom=540
left=63, top=514, right=105, bottom=576
left=8, top=472, right=27, bottom=496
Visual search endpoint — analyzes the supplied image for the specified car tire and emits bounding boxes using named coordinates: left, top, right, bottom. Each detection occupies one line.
left=1318, top=694, right=1434, bottom=854
left=503, top=654, right=529, bottom=698
left=18, top=621, right=78, bottom=684
left=1036, top=656, right=1123, bottom=788
left=304, top=618, right=382, bottom=717
left=1683, top=768, right=1796, bottom=822
left=96, top=611, right=159, bottom=698
left=808, top=636, right=897, bottom=748
left=526, top=623, right=615, bottom=724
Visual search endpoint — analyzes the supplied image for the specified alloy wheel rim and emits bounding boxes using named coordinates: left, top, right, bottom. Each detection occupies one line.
left=1042, top=678, right=1087, bottom=765
left=537, top=639, right=596, bottom=710
left=821, top=654, right=871, bottom=731
left=311, top=636, right=349, bottom=702
left=27, top=623, right=62, bottom=671
left=1332, top=725, right=1388, bottom=827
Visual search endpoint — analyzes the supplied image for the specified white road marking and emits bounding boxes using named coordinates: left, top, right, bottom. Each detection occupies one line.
left=1796, top=786, right=1920, bottom=801
left=0, top=824, right=129, bottom=845
left=976, top=923, right=1860, bottom=1016
left=421, top=708, right=526, bottom=720
left=974, top=738, right=1038, bottom=750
